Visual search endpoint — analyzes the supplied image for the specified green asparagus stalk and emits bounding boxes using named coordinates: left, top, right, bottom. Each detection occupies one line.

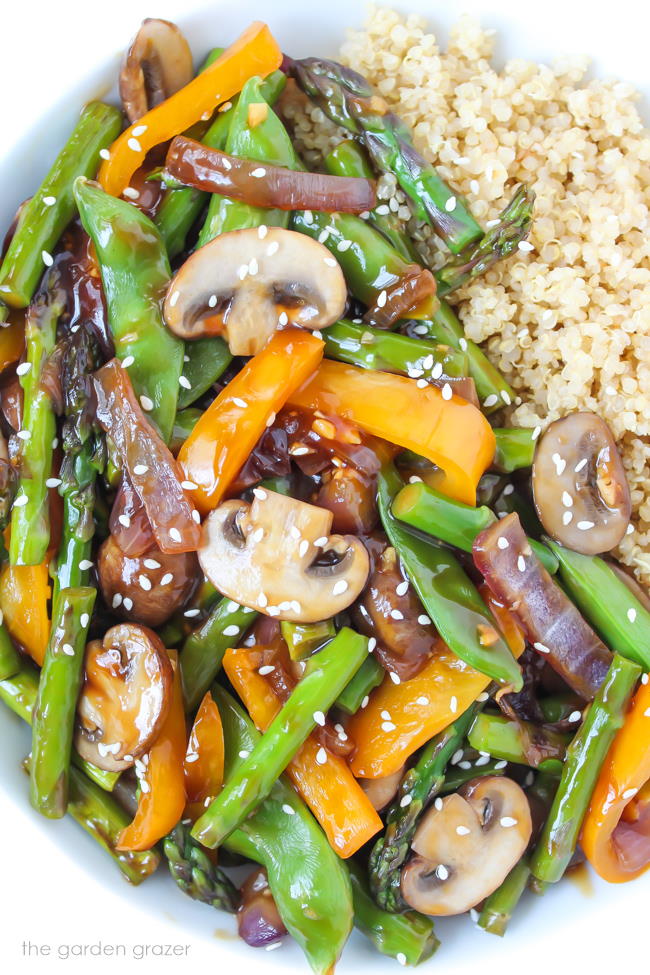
left=280, top=619, right=335, bottom=661
left=192, top=628, right=368, bottom=847
left=348, top=859, right=439, bottom=964
left=529, top=653, right=641, bottom=883
left=30, top=586, right=96, bottom=818
left=409, top=302, right=515, bottom=412
left=493, top=428, right=537, bottom=473
left=547, top=541, right=650, bottom=671
left=392, top=480, right=558, bottom=574
left=369, top=707, right=477, bottom=911
left=22, top=757, right=159, bottom=884
left=9, top=269, right=63, bottom=565
left=180, top=598, right=257, bottom=712
left=467, top=712, right=569, bottom=774
left=379, top=465, right=523, bottom=688
left=164, top=822, right=240, bottom=912
left=286, top=57, right=481, bottom=253
left=324, top=140, right=421, bottom=262
left=435, top=185, right=535, bottom=297
left=0, top=622, right=20, bottom=681
left=323, top=319, right=468, bottom=382
left=52, top=328, right=102, bottom=609
left=0, top=658, right=119, bottom=792
left=0, top=102, right=122, bottom=308
left=336, top=655, right=384, bottom=715
left=478, top=858, right=530, bottom=936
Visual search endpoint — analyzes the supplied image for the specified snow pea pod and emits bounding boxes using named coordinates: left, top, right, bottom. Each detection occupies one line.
left=378, top=464, right=522, bottom=689
left=215, top=685, right=353, bottom=975
left=74, top=178, right=184, bottom=443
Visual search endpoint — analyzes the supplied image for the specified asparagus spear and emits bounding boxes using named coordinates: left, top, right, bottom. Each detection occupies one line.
left=0, top=624, right=20, bottom=682
left=378, top=465, right=523, bottom=688
left=180, top=598, right=257, bottom=712
left=192, top=628, right=368, bottom=847
left=22, top=757, right=159, bottom=884
left=529, top=653, right=641, bottom=883
left=280, top=619, right=335, bottom=661
left=0, top=102, right=122, bottom=308
left=547, top=541, right=650, bottom=671
left=435, top=185, right=535, bottom=297
left=323, top=318, right=468, bottom=383
left=286, top=57, right=481, bottom=253
left=0, top=658, right=119, bottom=792
left=9, top=268, right=64, bottom=565
left=30, top=586, right=96, bottom=818
left=493, top=427, right=537, bottom=473
left=348, top=859, right=439, bottom=965
left=324, top=140, right=421, bottom=262
left=392, top=479, right=558, bottom=574
left=478, top=858, right=531, bottom=936
left=369, top=707, right=477, bottom=911
left=52, top=328, right=102, bottom=609
left=467, top=712, right=569, bottom=774
left=336, top=655, right=384, bottom=715
left=164, top=822, right=240, bottom=913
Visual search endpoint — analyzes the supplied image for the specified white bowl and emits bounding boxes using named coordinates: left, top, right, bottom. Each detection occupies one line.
left=1, top=1, right=648, bottom=972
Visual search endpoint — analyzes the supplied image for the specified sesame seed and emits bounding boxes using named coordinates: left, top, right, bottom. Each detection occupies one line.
left=389, top=672, right=401, bottom=685
left=324, top=256, right=338, bottom=268
left=409, top=475, right=423, bottom=483
left=532, top=425, right=542, bottom=440
left=143, top=559, right=161, bottom=570
left=316, top=747, right=327, bottom=765
left=376, top=290, right=387, bottom=308
left=179, top=375, right=192, bottom=390
left=518, top=240, right=534, bottom=252
left=133, top=464, right=148, bottom=475
left=368, top=637, right=377, bottom=652
left=470, top=180, right=480, bottom=194
left=257, top=592, right=268, bottom=608
left=139, top=575, right=152, bottom=591
left=562, top=511, right=574, bottom=526
left=435, top=864, right=449, bottom=880
left=500, top=816, right=517, bottom=827
left=80, top=613, right=90, bottom=628
left=160, top=573, right=173, bottom=586
left=534, top=641, right=551, bottom=654
left=265, top=412, right=276, bottom=428
left=79, top=559, right=93, bottom=570
left=568, top=710, right=582, bottom=723
left=497, top=537, right=509, bottom=550
left=253, top=488, right=267, bottom=501
left=278, top=311, right=289, bottom=326
left=562, top=491, right=573, bottom=507
left=299, top=539, right=309, bottom=558
left=418, top=614, right=431, bottom=626
left=99, top=148, right=111, bottom=161
left=282, top=803, right=295, bottom=815
left=431, top=362, right=444, bottom=380
left=416, top=695, right=430, bottom=706
left=123, top=597, right=133, bottom=611
left=396, top=580, right=409, bottom=596
left=416, top=378, right=428, bottom=388
left=112, top=593, right=123, bottom=609
left=477, top=692, right=489, bottom=702
left=266, top=241, right=280, bottom=257
left=248, top=258, right=258, bottom=276
left=233, top=397, right=247, bottom=409
left=390, top=609, right=404, bottom=620
left=445, top=196, right=457, bottom=212
left=45, top=477, right=62, bottom=488
left=381, top=721, right=397, bottom=732
left=251, top=168, right=266, bottom=178
left=577, top=520, right=595, bottom=530
left=16, top=430, right=30, bottom=441
left=182, top=480, right=198, bottom=490
left=127, top=137, right=142, bottom=152
left=313, top=711, right=326, bottom=726
left=122, top=355, right=135, bottom=368
left=642, top=673, right=649, bottom=685
left=396, top=953, right=407, bottom=967
left=456, top=825, right=471, bottom=835
left=400, top=794, right=413, bottom=808
left=501, top=390, right=512, bottom=405
left=258, top=665, right=275, bottom=676
left=332, top=580, right=348, bottom=596
left=484, top=394, right=498, bottom=408
left=552, top=452, right=566, bottom=475
left=627, top=608, right=637, bottom=623
left=314, top=536, right=328, bottom=547
left=450, top=696, right=458, bottom=713
left=289, top=526, right=301, bottom=539
left=441, top=383, right=453, bottom=400
left=574, top=458, right=588, bottom=473
left=517, top=555, right=526, bottom=572
left=169, top=528, right=182, bottom=543
left=61, top=642, right=74, bottom=656
left=494, top=760, right=508, bottom=769
left=451, top=749, right=464, bottom=765
left=475, top=755, right=491, bottom=766
left=42, top=250, right=53, bottom=267
left=337, top=239, right=352, bottom=252
left=622, top=788, right=638, bottom=800
left=223, top=625, right=240, bottom=637
left=140, top=395, right=154, bottom=411
left=122, top=187, right=140, bottom=200
left=16, top=362, right=32, bottom=376
left=132, top=124, right=147, bottom=136
left=434, top=797, right=444, bottom=811
left=238, top=264, right=248, bottom=280
left=361, top=696, right=370, bottom=709
left=238, top=749, right=250, bottom=759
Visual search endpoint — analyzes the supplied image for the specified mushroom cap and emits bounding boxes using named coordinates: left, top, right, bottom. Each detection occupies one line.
left=119, top=18, right=194, bottom=124
left=532, top=411, right=631, bottom=555
left=97, top=534, right=199, bottom=627
left=198, top=489, right=369, bottom=623
left=360, top=766, right=405, bottom=811
left=75, top=624, right=173, bottom=772
left=401, top=776, right=532, bottom=916
left=163, top=227, right=347, bottom=356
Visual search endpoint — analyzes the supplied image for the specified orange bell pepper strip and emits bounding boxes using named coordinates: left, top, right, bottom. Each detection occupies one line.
left=349, top=600, right=525, bottom=780
left=99, top=22, right=282, bottom=197
left=0, top=562, right=50, bottom=665
left=0, top=318, right=25, bottom=371
left=223, top=646, right=382, bottom=857
left=288, top=359, right=495, bottom=506
left=581, top=680, right=650, bottom=883
left=184, top=691, right=225, bottom=821
left=178, top=329, right=324, bottom=514
left=118, top=650, right=186, bottom=851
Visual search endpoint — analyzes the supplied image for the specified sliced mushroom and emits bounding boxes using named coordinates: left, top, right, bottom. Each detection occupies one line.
left=75, top=624, right=173, bottom=771
left=98, top=534, right=199, bottom=627
left=198, top=488, right=369, bottom=622
left=532, top=412, right=631, bottom=555
left=119, top=18, right=193, bottom=123
left=360, top=766, right=405, bottom=811
left=401, top=776, right=532, bottom=916
left=163, top=227, right=347, bottom=356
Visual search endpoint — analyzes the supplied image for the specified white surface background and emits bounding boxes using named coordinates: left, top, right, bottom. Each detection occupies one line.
left=1, top=0, right=650, bottom=973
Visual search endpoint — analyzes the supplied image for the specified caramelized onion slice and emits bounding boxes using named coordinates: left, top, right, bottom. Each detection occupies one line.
left=473, top=512, right=611, bottom=700
left=75, top=624, right=173, bottom=771
left=532, top=412, right=631, bottom=555
left=165, top=136, right=376, bottom=213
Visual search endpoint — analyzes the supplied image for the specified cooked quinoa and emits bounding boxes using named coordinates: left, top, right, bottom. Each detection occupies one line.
left=281, top=6, right=650, bottom=585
